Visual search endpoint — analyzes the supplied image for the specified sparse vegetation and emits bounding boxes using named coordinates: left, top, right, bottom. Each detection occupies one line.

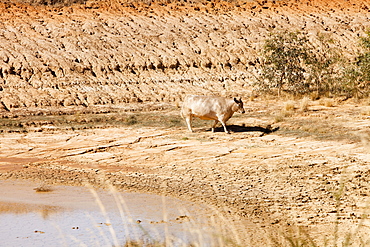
left=258, top=29, right=370, bottom=99
left=33, top=184, right=53, bottom=192
left=273, top=100, right=296, bottom=123
left=125, top=115, right=138, bottom=125
left=123, top=241, right=164, bottom=247
left=0, top=110, right=185, bottom=133
left=258, top=30, right=312, bottom=96
left=340, top=31, right=370, bottom=98
left=360, top=107, right=370, bottom=116
left=305, top=33, right=343, bottom=98
left=15, top=0, right=87, bottom=6
left=284, top=100, right=296, bottom=112
left=274, top=114, right=285, bottom=123
left=319, top=98, right=335, bottom=107
left=300, top=97, right=310, bottom=112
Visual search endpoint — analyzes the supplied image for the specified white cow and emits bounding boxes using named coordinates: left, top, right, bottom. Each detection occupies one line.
left=181, top=95, right=245, bottom=134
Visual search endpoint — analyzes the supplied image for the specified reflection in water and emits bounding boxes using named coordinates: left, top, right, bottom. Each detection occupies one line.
left=0, top=202, right=60, bottom=219
left=0, top=180, right=222, bottom=247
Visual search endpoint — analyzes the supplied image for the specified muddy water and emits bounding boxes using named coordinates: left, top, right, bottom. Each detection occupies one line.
left=0, top=180, right=217, bottom=247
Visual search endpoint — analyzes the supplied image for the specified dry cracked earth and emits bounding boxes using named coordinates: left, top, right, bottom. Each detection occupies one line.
left=1, top=98, right=370, bottom=245
left=1, top=0, right=370, bottom=245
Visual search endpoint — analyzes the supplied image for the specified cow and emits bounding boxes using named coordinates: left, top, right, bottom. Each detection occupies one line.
left=181, top=95, right=245, bottom=134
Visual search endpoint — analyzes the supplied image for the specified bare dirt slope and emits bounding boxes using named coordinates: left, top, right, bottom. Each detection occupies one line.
left=0, top=98, right=369, bottom=245
left=0, top=0, right=370, bottom=109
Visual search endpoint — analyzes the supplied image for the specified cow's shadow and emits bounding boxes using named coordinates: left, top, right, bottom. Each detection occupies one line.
left=212, top=124, right=279, bottom=134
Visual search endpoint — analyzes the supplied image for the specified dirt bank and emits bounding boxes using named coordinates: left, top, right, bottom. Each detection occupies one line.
left=1, top=98, right=369, bottom=244
left=1, top=0, right=370, bottom=109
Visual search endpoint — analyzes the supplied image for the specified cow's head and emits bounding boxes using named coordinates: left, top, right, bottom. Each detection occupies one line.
left=233, top=98, right=245, bottom=114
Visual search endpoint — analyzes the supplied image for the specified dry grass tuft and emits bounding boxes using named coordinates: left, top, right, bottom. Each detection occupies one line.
left=358, top=131, right=370, bottom=153
left=123, top=240, right=164, bottom=247
left=300, top=97, right=310, bottom=112
left=360, top=107, right=370, bottom=116
left=249, top=91, right=258, bottom=101
left=284, top=100, right=296, bottom=112
left=319, top=98, right=335, bottom=107
left=274, top=101, right=295, bottom=123
left=33, top=184, right=53, bottom=192
left=274, top=114, right=285, bottom=123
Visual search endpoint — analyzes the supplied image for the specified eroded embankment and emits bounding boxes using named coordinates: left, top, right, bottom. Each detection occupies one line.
left=1, top=0, right=370, bottom=110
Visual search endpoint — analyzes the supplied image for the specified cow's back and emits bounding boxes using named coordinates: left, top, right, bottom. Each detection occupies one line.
left=182, top=95, right=230, bottom=120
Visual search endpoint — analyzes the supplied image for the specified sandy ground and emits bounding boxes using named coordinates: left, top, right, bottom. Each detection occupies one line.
left=1, top=98, right=370, bottom=245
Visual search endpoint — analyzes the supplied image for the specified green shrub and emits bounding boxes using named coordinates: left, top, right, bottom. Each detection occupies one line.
left=257, top=30, right=357, bottom=99
left=305, top=33, right=343, bottom=98
left=258, top=30, right=311, bottom=96
left=339, top=31, right=370, bottom=98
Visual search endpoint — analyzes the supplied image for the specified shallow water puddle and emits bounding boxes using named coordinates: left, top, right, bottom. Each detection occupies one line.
left=0, top=180, right=216, bottom=247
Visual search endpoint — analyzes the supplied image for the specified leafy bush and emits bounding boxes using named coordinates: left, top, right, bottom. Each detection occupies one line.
left=257, top=30, right=347, bottom=98
left=339, top=31, right=370, bottom=98
left=258, top=30, right=312, bottom=96
left=305, top=33, right=343, bottom=98
left=357, top=31, right=370, bottom=82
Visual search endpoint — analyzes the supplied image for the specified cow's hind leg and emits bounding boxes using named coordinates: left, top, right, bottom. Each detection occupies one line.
left=211, top=120, right=218, bottom=132
left=185, top=115, right=193, bottom=132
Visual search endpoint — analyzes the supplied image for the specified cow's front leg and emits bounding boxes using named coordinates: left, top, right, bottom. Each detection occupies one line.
left=211, top=120, right=218, bottom=132
left=220, top=121, right=229, bottom=134
left=185, top=115, right=193, bottom=132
